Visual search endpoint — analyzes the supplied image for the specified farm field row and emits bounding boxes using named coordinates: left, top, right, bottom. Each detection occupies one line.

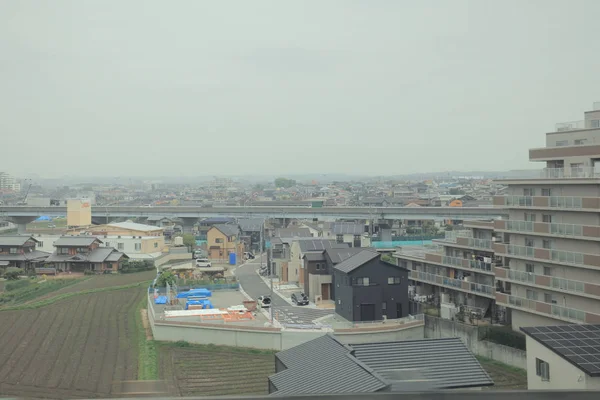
left=0, top=288, right=144, bottom=399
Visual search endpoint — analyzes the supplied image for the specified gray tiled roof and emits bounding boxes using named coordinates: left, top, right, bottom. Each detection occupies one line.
left=332, top=222, right=365, bottom=235
left=298, top=240, right=348, bottom=252
left=88, top=247, right=117, bottom=263
left=275, top=228, right=312, bottom=238
left=0, top=235, right=38, bottom=247
left=0, top=250, right=51, bottom=262
left=212, top=224, right=239, bottom=237
left=333, top=250, right=380, bottom=273
left=54, top=236, right=102, bottom=247
left=351, top=338, right=494, bottom=390
left=269, top=334, right=388, bottom=396
left=238, top=218, right=264, bottom=232
left=303, top=251, right=326, bottom=262
left=326, top=247, right=365, bottom=264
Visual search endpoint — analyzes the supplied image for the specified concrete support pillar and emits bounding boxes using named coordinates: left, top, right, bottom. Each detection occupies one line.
left=180, top=217, right=198, bottom=234
left=7, top=216, right=37, bottom=235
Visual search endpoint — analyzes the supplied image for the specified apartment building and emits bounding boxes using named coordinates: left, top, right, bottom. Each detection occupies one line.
left=394, top=220, right=499, bottom=320
left=493, top=103, right=600, bottom=330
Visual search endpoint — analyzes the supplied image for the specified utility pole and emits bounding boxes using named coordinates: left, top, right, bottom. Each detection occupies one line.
left=269, top=240, right=274, bottom=324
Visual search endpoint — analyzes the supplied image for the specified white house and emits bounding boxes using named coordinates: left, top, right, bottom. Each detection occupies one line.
left=521, top=325, right=600, bottom=390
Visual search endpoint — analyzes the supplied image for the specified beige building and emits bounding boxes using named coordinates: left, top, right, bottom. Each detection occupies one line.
left=74, top=221, right=164, bottom=237
left=394, top=220, right=499, bottom=320
left=66, top=199, right=92, bottom=227
left=493, top=103, right=600, bottom=330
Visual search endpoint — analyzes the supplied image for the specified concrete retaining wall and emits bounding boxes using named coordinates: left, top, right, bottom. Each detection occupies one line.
left=147, top=294, right=425, bottom=351
left=155, top=252, right=191, bottom=268
left=424, top=315, right=526, bottom=370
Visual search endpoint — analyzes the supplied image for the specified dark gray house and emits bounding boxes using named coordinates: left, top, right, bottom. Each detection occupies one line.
left=238, top=218, right=264, bottom=252
left=268, top=334, right=493, bottom=396
left=334, top=250, right=409, bottom=321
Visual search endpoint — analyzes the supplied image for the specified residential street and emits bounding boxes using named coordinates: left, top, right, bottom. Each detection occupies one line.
left=234, top=258, right=333, bottom=325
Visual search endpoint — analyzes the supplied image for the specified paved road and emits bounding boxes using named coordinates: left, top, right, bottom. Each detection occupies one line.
left=235, top=258, right=333, bottom=325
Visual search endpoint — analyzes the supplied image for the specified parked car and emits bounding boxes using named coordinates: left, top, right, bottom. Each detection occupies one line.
left=193, top=250, right=206, bottom=259
left=257, top=295, right=272, bottom=308
left=291, top=292, right=309, bottom=306
left=195, top=258, right=212, bottom=268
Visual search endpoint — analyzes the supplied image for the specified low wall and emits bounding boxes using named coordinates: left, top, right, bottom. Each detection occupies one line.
left=424, top=315, right=526, bottom=370
left=147, top=294, right=425, bottom=351
left=155, top=252, right=191, bottom=268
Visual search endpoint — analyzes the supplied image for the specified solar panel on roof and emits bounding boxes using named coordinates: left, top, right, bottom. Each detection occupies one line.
left=522, top=324, right=600, bottom=376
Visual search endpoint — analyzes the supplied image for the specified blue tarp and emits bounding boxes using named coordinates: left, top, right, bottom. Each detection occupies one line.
left=176, top=288, right=212, bottom=298
left=154, top=296, right=168, bottom=304
left=35, top=216, right=52, bottom=221
left=185, top=299, right=213, bottom=310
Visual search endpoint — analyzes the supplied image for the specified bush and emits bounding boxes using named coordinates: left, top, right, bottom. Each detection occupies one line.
left=120, top=260, right=154, bottom=274
left=155, top=271, right=176, bottom=287
left=4, top=268, right=23, bottom=280
left=84, top=270, right=95, bottom=275
left=479, top=325, right=526, bottom=350
left=5, top=279, right=31, bottom=291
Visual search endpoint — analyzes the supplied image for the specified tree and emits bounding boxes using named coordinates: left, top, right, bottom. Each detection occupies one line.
left=155, top=271, right=176, bottom=287
left=182, top=234, right=196, bottom=250
left=274, top=177, right=296, bottom=188
left=4, top=267, right=23, bottom=280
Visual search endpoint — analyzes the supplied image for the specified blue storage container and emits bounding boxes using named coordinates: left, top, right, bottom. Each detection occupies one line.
left=229, top=252, right=236, bottom=265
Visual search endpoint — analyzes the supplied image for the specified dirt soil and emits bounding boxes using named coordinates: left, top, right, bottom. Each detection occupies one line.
left=0, top=287, right=144, bottom=399
left=159, top=346, right=275, bottom=397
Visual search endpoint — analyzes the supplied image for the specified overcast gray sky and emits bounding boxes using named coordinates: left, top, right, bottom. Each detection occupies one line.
left=2, top=0, right=600, bottom=178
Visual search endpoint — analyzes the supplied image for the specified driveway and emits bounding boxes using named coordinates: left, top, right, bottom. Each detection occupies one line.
left=235, top=259, right=333, bottom=325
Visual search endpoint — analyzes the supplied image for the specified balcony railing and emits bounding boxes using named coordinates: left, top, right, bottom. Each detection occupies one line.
left=497, top=195, right=590, bottom=209
left=495, top=243, right=600, bottom=268
left=495, top=267, right=592, bottom=297
left=503, top=294, right=585, bottom=323
left=469, top=259, right=493, bottom=272
left=507, top=244, right=535, bottom=258
left=551, top=249, right=584, bottom=265
left=442, top=255, right=464, bottom=267
left=409, top=270, right=495, bottom=297
left=496, top=219, right=600, bottom=239
left=466, top=238, right=493, bottom=249
left=555, top=120, right=585, bottom=132
left=542, top=167, right=600, bottom=179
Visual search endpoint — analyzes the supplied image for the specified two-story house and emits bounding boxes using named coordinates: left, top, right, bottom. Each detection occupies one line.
left=0, top=236, right=50, bottom=272
left=206, top=224, right=244, bottom=261
left=332, top=222, right=370, bottom=247
left=288, top=239, right=348, bottom=285
left=238, top=218, right=264, bottom=252
left=45, top=236, right=127, bottom=273
left=334, top=250, right=409, bottom=321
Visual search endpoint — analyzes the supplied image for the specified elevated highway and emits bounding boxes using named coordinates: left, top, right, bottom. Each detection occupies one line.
left=0, top=205, right=506, bottom=222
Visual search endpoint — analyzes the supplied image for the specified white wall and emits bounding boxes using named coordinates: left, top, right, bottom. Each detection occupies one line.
left=525, top=335, right=591, bottom=390
left=32, top=234, right=165, bottom=258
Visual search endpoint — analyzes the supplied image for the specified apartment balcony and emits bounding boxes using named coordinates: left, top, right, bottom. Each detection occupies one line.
left=495, top=267, right=600, bottom=300
left=462, top=220, right=494, bottom=230
left=494, top=219, right=600, bottom=241
left=540, top=167, right=600, bottom=179
left=493, top=243, right=600, bottom=269
left=408, top=270, right=495, bottom=299
left=495, top=292, right=600, bottom=324
left=441, top=255, right=495, bottom=275
left=434, top=232, right=495, bottom=251
left=530, top=144, right=600, bottom=161
left=493, top=195, right=600, bottom=210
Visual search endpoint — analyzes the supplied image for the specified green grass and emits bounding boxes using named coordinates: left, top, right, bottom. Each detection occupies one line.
left=156, top=340, right=276, bottom=356
left=0, top=278, right=84, bottom=306
left=476, top=355, right=527, bottom=376
left=26, top=218, right=67, bottom=229
left=135, top=297, right=158, bottom=381
left=0, top=280, right=152, bottom=311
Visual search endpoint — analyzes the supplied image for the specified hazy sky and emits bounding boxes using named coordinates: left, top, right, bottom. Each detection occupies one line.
left=2, top=1, right=600, bottom=178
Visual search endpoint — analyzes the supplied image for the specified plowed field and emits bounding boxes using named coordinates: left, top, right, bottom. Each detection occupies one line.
left=160, top=346, right=274, bottom=397
left=0, top=288, right=144, bottom=399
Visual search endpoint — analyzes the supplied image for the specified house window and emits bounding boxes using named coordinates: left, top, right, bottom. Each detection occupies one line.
left=544, top=293, right=557, bottom=304
left=58, top=248, right=69, bottom=255
left=526, top=263, right=534, bottom=273
left=542, top=240, right=552, bottom=249
left=526, top=289, right=537, bottom=300
left=574, top=139, right=587, bottom=145
left=9, top=248, right=17, bottom=254
left=336, top=234, right=343, bottom=243
left=541, top=188, right=552, bottom=197
left=542, top=214, right=552, bottom=223
left=382, top=302, right=387, bottom=310
left=105, top=242, right=110, bottom=247
left=536, top=358, right=550, bottom=381
left=543, top=266, right=552, bottom=276
left=338, top=299, right=341, bottom=305
left=315, top=263, right=322, bottom=270
left=591, top=120, right=600, bottom=128
left=77, top=247, right=87, bottom=253
left=135, top=243, right=141, bottom=251
left=523, top=188, right=535, bottom=196
left=525, top=238, right=535, bottom=247
left=387, top=277, right=401, bottom=285
left=352, top=277, right=370, bottom=286
left=154, top=242, right=158, bottom=248
left=216, top=238, right=223, bottom=244
left=555, top=140, right=568, bottom=146
left=117, top=243, right=124, bottom=250
left=37, top=241, right=43, bottom=247
left=524, top=213, right=536, bottom=222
